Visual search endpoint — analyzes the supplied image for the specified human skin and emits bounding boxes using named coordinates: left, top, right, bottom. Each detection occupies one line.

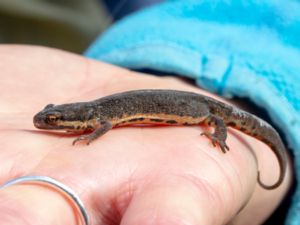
left=0, top=45, right=292, bottom=225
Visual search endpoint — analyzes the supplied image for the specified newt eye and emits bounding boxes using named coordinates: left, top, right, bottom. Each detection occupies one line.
left=46, top=115, right=58, bottom=123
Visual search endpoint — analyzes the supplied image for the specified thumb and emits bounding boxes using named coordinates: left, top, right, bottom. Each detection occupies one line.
left=120, top=177, right=238, bottom=225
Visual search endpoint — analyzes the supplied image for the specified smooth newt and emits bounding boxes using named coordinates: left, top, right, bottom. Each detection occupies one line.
left=33, top=89, right=287, bottom=190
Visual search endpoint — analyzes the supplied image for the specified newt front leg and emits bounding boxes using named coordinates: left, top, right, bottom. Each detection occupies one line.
left=72, top=121, right=113, bottom=145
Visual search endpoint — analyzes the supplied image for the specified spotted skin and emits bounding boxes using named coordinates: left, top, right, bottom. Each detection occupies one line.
left=33, top=89, right=287, bottom=190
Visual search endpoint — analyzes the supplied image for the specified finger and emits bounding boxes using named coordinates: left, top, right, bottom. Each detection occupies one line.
left=0, top=184, right=81, bottom=225
left=120, top=178, right=232, bottom=225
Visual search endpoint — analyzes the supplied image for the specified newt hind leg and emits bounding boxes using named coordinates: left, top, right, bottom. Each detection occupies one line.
left=201, top=114, right=229, bottom=153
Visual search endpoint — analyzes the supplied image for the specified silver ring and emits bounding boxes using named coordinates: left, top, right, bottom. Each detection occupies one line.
left=0, top=175, right=90, bottom=225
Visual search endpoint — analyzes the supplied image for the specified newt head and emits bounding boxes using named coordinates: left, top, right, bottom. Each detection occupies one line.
left=33, top=103, right=92, bottom=131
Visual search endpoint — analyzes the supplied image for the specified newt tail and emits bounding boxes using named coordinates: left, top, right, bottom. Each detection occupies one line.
left=225, top=107, right=287, bottom=190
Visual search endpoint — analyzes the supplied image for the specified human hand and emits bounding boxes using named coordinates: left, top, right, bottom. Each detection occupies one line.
left=0, top=45, right=292, bottom=225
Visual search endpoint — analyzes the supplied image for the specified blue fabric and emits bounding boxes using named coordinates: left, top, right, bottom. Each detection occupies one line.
left=85, top=1, right=300, bottom=224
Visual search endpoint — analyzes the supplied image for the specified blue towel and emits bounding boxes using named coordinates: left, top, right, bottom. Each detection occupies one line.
left=85, top=1, right=300, bottom=223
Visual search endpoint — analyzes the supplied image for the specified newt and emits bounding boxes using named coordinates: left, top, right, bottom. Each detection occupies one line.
left=33, top=89, right=287, bottom=190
